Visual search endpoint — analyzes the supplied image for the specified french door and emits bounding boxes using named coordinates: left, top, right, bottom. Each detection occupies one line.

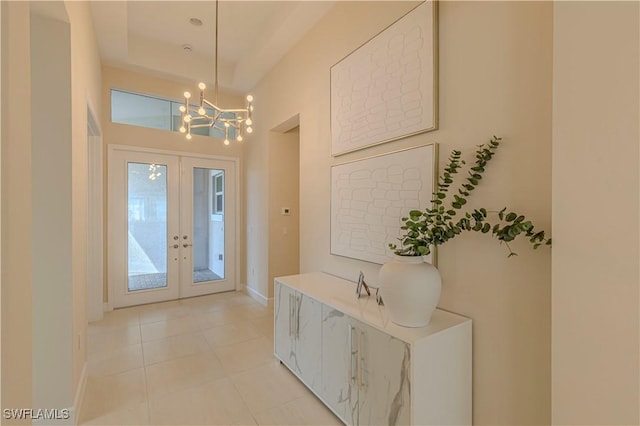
left=108, top=146, right=237, bottom=308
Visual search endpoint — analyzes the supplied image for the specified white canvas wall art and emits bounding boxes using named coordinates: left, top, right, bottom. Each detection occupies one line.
left=330, top=144, right=437, bottom=265
left=330, top=1, right=438, bottom=156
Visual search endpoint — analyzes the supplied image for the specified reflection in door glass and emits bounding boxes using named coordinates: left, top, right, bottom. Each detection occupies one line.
left=127, top=162, right=168, bottom=291
left=193, top=167, right=224, bottom=283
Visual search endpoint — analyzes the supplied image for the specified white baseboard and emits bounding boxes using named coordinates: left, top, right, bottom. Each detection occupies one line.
left=32, top=412, right=74, bottom=426
left=71, top=362, right=88, bottom=425
left=33, top=362, right=87, bottom=425
left=244, top=285, right=269, bottom=307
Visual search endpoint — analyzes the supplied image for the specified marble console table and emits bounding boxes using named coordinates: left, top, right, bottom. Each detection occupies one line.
left=274, top=272, right=472, bottom=426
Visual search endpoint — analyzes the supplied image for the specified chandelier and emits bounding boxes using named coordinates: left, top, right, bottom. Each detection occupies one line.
left=179, top=0, right=254, bottom=144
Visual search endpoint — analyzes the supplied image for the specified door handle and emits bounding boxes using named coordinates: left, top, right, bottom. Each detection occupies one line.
left=172, top=244, right=179, bottom=249
left=349, top=325, right=357, bottom=385
left=183, top=243, right=193, bottom=248
left=294, top=295, right=299, bottom=338
left=359, top=330, right=366, bottom=389
left=289, top=294, right=293, bottom=337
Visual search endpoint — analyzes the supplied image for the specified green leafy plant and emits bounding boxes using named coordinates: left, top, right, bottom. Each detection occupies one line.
left=390, top=136, right=552, bottom=258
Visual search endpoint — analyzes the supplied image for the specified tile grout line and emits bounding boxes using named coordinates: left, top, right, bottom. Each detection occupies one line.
left=86, top=294, right=278, bottom=425
left=137, top=314, right=153, bottom=425
left=227, top=363, right=263, bottom=426
left=195, top=299, right=266, bottom=425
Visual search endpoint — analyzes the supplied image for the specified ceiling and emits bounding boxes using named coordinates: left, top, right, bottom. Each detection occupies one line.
left=90, top=1, right=336, bottom=94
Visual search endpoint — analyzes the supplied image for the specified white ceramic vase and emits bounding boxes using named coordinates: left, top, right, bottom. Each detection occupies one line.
left=378, top=255, right=442, bottom=327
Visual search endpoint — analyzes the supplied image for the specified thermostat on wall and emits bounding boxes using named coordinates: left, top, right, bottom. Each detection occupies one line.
left=281, top=207, right=291, bottom=216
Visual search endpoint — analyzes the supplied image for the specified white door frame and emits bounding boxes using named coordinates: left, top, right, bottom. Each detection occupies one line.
left=107, top=144, right=241, bottom=307
left=87, top=105, right=104, bottom=321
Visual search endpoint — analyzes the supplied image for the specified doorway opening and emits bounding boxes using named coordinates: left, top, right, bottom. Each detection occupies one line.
left=267, top=116, right=300, bottom=300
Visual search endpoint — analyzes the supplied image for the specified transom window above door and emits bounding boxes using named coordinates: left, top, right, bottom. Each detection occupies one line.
left=110, top=89, right=237, bottom=140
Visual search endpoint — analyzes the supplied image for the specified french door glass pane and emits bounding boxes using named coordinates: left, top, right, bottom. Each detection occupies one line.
left=127, top=162, right=168, bottom=291
left=193, top=167, right=224, bottom=283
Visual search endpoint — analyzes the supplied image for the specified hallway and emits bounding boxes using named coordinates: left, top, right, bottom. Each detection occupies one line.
left=80, top=292, right=340, bottom=425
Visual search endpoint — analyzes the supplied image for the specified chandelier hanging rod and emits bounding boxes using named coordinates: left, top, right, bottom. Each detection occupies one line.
left=179, top=0, right=254, bottom=145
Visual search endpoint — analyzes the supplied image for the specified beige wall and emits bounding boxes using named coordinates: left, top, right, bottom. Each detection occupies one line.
left=1, top=0, right=102, bottom=418
left=551, top=2, right=640, bottom=424
left=31, top=10, right=73, bottom=410
left=0, top=0, right=3, bottom=408
left=101, top=65, right=247, bottom=302
left=1, top=1, right=33, bottom=417
left=267, top=127, right=300, bottom=297
left=247, top=2, right=552, bottom=424
left=66, top=0, right=103, bottom=402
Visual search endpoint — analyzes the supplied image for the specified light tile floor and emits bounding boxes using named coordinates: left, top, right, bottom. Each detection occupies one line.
left=80, top=291, right=341, bottom=426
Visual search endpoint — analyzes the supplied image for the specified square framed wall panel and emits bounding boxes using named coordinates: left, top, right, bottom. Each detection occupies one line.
left=330, top=143, right=437, bottom=265
left=330, top=1, right=438, bottom=156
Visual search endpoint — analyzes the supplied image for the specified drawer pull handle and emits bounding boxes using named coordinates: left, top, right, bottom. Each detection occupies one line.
left=349, top=325, right=357, bottom=385
left=359, top=330, right=366, bottom=389
left=289, top=294, right=293, bottom=336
